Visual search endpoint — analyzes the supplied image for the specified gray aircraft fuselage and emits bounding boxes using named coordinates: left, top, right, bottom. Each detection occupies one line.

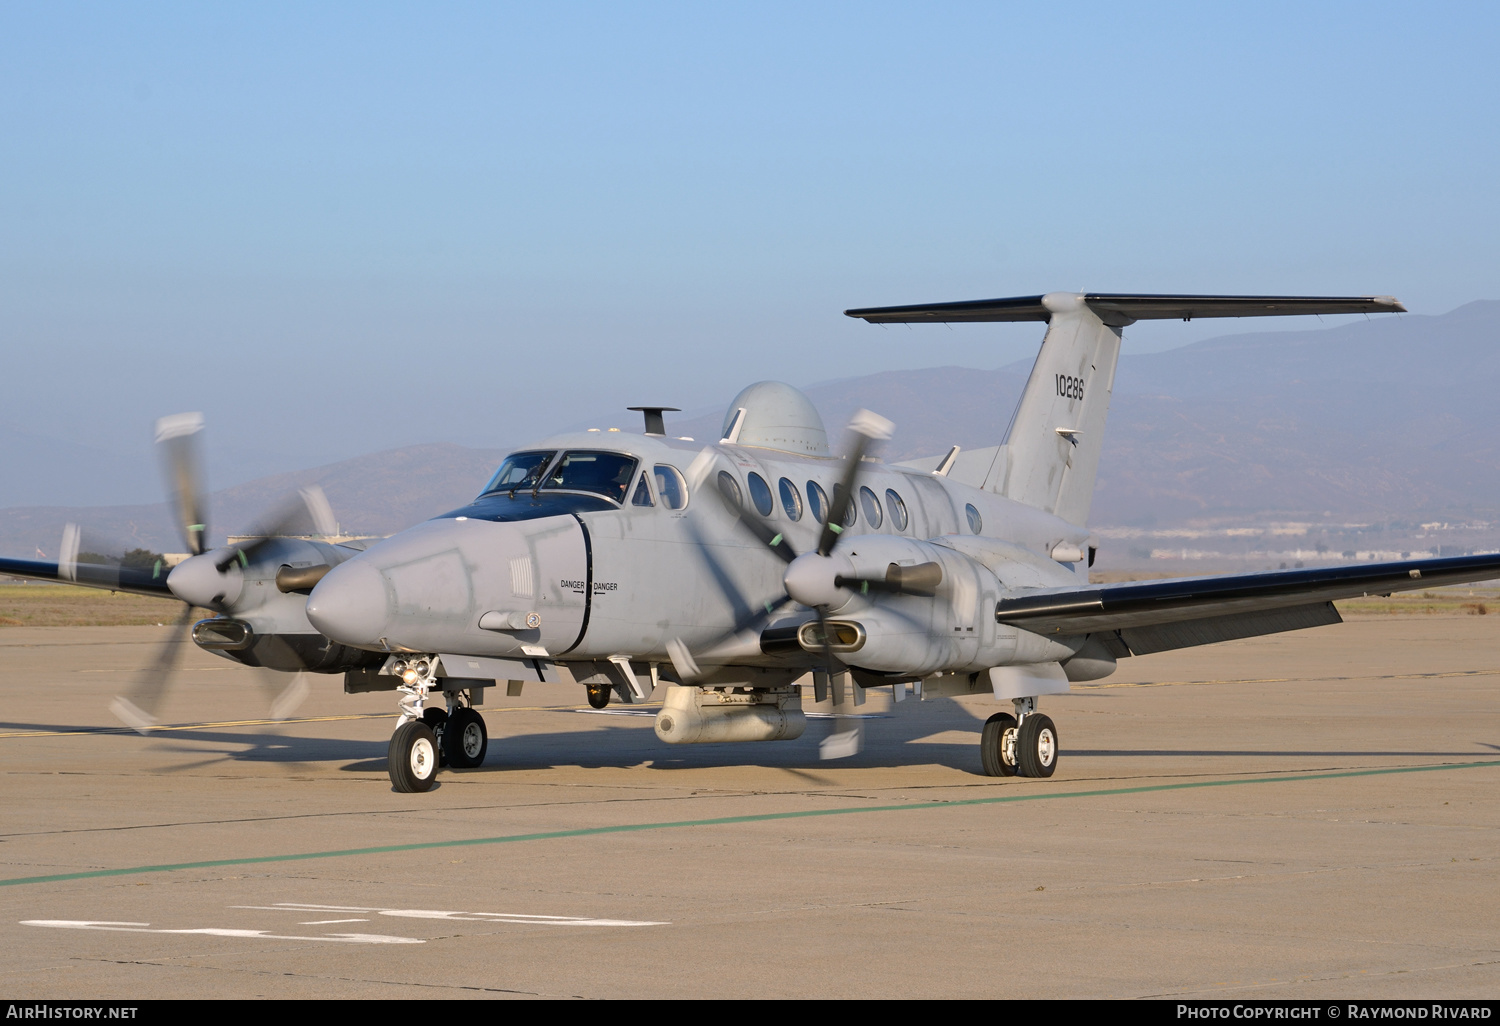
left=305, top=430, right=1091, bottom=679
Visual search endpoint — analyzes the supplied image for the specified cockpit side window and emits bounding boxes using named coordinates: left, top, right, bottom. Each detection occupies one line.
left=481, top=450, right=557, bottom=496
left=540, top=450, right=641, bottom=503
left=632, top=473, right=654, bottom=507
left=654, top=464, right=689, bottom=510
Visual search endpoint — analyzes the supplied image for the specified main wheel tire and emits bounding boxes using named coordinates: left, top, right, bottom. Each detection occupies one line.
left=980, top=712, right=1019, bottom=777
left=422, top=707, right=449, bottom=767
left=443, top=707, right=488, bottom=769
left=1016, top=713, right=1058, bottom=778
left=388, top=721, right=439, bottom=793
left=587, top=683, right=611, bottom=709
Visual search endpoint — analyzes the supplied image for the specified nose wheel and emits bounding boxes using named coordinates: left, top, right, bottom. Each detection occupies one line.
left=389, top=721, right=439, bottom=792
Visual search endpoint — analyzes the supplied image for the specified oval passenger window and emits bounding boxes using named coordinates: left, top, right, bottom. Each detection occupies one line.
left=747, top=472, right=774, bottom=517
left=885, top=489, right=908, bottom=531
left=807, top=481, right=829, bottom=524
left=717, top=471, right=743, bottom=511
left=965, top=503, right=983, bottom=534
left=779, top=478, right=803, bottom=521
left=859, top=486, right=883, bottom=529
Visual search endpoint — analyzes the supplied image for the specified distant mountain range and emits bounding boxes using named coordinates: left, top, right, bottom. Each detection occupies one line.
left=4, top=301, right=1497, bottom=559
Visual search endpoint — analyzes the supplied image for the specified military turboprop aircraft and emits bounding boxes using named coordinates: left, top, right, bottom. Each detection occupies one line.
left=7, top=291, right=1498, bottom=793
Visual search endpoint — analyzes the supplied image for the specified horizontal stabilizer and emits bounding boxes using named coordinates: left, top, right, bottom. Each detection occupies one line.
left=846, top=292, right=1405, bottom=326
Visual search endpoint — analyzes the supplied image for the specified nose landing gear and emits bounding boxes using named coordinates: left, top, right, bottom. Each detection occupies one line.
left=386, top=657, right=490, bottom=792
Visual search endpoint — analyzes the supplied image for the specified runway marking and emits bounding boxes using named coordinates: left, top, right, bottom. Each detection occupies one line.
left=1, top=758, right=1496, bottom=889
left=21, top=920, right=422, bottom=944
left=235, top=902, right=666, bottom=926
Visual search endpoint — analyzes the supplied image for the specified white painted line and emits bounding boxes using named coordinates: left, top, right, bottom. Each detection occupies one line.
left=234, top=902, right=667, bottom=927
left=299, top=918, right=370, bottom=925
left=22, top=920, right=422, bottom=944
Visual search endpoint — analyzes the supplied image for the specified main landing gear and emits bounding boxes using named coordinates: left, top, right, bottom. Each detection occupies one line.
left=386, top=658, right=490, bottom=792
left=980, top=696, right=1057, bottom=779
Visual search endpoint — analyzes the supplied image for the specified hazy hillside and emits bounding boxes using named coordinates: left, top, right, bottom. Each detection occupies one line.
left=4, top=301, right=1498, bottom=559
left=1, top=443, right=505, bottom=558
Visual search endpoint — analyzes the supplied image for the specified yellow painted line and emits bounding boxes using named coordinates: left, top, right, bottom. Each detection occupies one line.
left=0, top=706, right=614, bottom=739
left=1078, top=668, right=1500, bottom=690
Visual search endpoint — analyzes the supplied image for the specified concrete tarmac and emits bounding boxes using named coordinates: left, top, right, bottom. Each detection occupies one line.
left=0, top=617, right=1496, bottom=999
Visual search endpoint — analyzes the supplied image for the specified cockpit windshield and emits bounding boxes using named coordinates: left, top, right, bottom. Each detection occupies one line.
left=481, top=450, right=557, bottom=495
left=539, top=450, right=640, bottom=503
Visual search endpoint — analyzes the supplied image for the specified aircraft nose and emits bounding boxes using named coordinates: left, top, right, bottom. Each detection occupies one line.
left=306, top=560, right=390, bottom=647
left=167, top=552, right=243, bottom=608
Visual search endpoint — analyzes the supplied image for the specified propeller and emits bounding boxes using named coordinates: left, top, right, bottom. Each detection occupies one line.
left=109, top=413, right=330, bottom=732
left=669, top=409, right=900, bottom=759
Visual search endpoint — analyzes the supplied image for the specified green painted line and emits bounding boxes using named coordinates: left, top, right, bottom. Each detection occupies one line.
left=4, top=759, right=1497, bottom=889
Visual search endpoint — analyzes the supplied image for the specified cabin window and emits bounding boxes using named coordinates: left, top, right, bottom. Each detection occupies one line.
left=885, top=489, right=909, bottom=532
left=965, top=503, right=983, bottom=534
left=747, top=472, right=775, bottom=517
left=539, top=451, right=640, bottom=503
left=654, top=464, right=688, bottom=510
left=631, top=474, right=654, bottom=507
left=807, top=481, right=829, bottom=524
left=481, top=450, right=557, bottom=495
left=859, top=486, right=883, bottom=529
left=717, top=471, right=743, bottom=511
left=778, top=478, right=803, bottom=521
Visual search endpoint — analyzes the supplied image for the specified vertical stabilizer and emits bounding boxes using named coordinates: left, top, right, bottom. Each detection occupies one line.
left=991, top=293, right=1119, bottom=525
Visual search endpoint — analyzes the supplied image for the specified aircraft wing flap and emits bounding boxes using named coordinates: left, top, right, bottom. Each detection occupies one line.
left=0, top=556, right=176, bottom=599
left=995, top=553, right=1500, bottom=636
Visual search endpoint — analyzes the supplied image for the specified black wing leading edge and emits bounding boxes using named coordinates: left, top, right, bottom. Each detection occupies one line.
left=995, top=553, right=1500, bottom=657
left=0, top=556, right=176, bottom=599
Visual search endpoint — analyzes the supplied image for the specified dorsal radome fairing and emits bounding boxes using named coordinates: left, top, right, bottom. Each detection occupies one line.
left=721, top=381, right=831, bottom=457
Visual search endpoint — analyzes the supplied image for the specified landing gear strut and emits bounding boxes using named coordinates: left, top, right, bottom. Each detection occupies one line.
left=979, top=697, right=1058, bottom=779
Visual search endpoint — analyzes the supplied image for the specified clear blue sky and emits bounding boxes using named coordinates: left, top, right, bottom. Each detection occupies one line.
left=3, top=2, right=1498, bottom=505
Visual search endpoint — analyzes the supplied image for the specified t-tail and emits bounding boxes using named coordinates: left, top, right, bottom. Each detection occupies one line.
left=846, top=291, right=1405, bottom=526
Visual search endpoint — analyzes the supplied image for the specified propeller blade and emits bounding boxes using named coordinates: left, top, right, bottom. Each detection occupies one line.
left=246, top=634, right=312, bottom=720
left=155, top=413, right=209, bottom=557
left=110, top=606, right=195, bottom=732
left=215, top=485, right=336, bottom=572
left=811, top=605, right=864, bottom=760
left=712, top=470, right=798, bottom=563
left=817, top=409, right=893, bottom=558
left=667, top=593, right=796, bottom=683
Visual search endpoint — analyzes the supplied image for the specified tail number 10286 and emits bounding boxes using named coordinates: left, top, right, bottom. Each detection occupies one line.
left=1055, top=374, right=1085, bottom=400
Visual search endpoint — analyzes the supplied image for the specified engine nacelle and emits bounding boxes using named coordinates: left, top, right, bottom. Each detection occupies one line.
left=654, top=686, right=805, bottom=744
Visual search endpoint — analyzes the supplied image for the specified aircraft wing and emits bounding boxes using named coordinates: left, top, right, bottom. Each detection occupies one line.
left=0, top=556, right=177, bottom=600
left=994, top=553, right=1500, bottom=656
left=845, top=293, right=1406, bottom=325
